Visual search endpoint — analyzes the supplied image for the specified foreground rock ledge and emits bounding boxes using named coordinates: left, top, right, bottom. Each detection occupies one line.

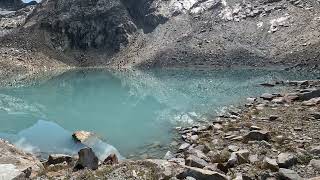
left=0, top=139, right=43, bottom=179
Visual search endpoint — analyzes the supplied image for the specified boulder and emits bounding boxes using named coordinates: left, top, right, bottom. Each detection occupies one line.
left=47, top=154, right=73, bottom=165
left=178, top=143, right=191, bottom=152
left=310, top=146, right=320, bottom=156
left=164, top=151, right=175, bottom=160
left=272, top=97, right=286, bottom=104
left=177, top=166, right=229, bottom=180
left=249, top=126, right=262, bottom=131
left=277, top=153, right=297, bottom=168
left=302, top=97, right=320, bottom=106
left=228, top=145, right=240, bottom=152
left=103, top=153, right=118, bottom=165
left=262, top=157, right=279, bottom=171
left=298, top=89, right=320, bottom=101
left=269, top=115, right=279, bottom=121
left=249, top=154, right=259, bottom=164
left=185, top=155, right=209, bottom=168
left=12, top=167, right=32, bottom=180
left=311, top=112, right=320, bottom=119
left=208, top=149, right=230, bottom=163
left=74, top=148, right=99, bottom=170
left=227, top=149, right=250, bottom=167
left=187, top=149, right=210, bottom=162
left=278, top=168, right=302, bottom=180
left=309, top=159, right=320, bottom=171
left=261, top=93, right=276, bottom=100
left=72, top=131, right=95, bottom=143
left=243, top=130, right=271, bottom=142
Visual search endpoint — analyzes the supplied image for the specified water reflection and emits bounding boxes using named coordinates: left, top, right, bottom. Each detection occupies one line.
left=0, top=68, right=318, bottom=157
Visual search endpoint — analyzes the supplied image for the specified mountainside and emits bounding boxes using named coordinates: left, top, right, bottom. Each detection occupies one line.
left=0, top=0, right=319, bottom=82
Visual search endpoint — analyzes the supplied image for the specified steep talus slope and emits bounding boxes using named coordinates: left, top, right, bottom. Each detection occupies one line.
left=0, top=0, right=319, bottom=80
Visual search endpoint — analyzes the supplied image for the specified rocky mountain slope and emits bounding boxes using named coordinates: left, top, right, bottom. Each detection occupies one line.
left=0, top=0, right=320, bottom=83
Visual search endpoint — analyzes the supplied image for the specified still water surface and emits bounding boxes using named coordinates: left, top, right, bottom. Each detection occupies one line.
left=0, top=68, right=317, bottom=158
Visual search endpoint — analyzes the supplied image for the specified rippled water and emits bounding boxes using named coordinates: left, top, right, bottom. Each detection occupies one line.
left=0, top=68, right=317, bottom=158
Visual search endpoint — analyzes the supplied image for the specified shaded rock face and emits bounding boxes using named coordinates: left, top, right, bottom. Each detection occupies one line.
left=120, top=0, right=168, bottom=33
left=0, top=0, right=23, bottom=10
left=74, top=148, right=99, bottom=170
left=39, top=0, right=137, bottom=51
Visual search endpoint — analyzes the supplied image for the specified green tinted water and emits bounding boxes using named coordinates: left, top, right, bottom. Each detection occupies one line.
left=0, top=68, right=317, bottom=158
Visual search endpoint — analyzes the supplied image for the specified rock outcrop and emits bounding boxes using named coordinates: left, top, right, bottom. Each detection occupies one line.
left=0, top=139, right=43, bottom=179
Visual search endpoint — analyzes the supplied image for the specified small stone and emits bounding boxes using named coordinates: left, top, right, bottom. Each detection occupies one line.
left=250, top=126, right=262, bottom=130
left=272, top=97, right=286, bottom=104
left=227, top=152, right=238, bottom=167
left=298, top=89, right=320, bottom=101
left=309, top=159, right=320, bottom=171
left=103, top=153, right=118, bottom=165
left=275, top=135, right=285, bottom=144
left=187, top=149, right=210, bottom=162
left=260, top=83, right=275, bottom=87
left=262, top=157, right=279, bottom=171
left=231, top=136, right=243, bottom=141
left=228, top=145, right=239, bottom=152
left=179, top=143, right=190, bottom=152
left=277, top=153, right=297, bottom=168
left=185, top=155, right=209, bottom=168
left=310, top=146, right=320, bottom=155
left=247, top=97, right=256, bottom=103
left=249, top=154, right=259, bottom=164
left=47, top=154, right=72, bottom=165
left=170, top=141, right=179, bottom=146
left=311, top=112, right=320, bottom=119
left=261, top=93, right=275, bottom=100
left=74, top=148, right=99, bottom=170
left=213, top=124, right=223, bottom=130
left=243, top=130, right=271, bottom=142
left=269, top=115, right=279, bottom=121
left=278, top=168, right=302, bottom=180
left=177, top=166, right=229, bottom=180
left=207, top=150, right=230, bottom=163
left=190, top=135, right=199, bottom=141
left=164, top=151, right=174, bottom=160
left=259, top=140, right=272, bottom=148
left=227, top=150, right=250, bottom=167
left=293, top=127, right=302, bottom=131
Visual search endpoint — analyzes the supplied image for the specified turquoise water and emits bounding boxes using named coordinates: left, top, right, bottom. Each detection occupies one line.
left=0, top=68, right=318, bottom=158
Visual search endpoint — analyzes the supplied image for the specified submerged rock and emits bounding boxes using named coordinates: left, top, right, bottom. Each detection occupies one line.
left=74, top=148, right=99, bottom=170
left=72, top=131, right=95, bottom=143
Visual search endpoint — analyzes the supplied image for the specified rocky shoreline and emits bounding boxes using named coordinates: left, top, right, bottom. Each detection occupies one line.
left=1, top=79, right=319, bottom=179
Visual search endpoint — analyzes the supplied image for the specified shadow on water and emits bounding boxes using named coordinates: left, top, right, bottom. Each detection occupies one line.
left=0, top=67, right=318, bottom=158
